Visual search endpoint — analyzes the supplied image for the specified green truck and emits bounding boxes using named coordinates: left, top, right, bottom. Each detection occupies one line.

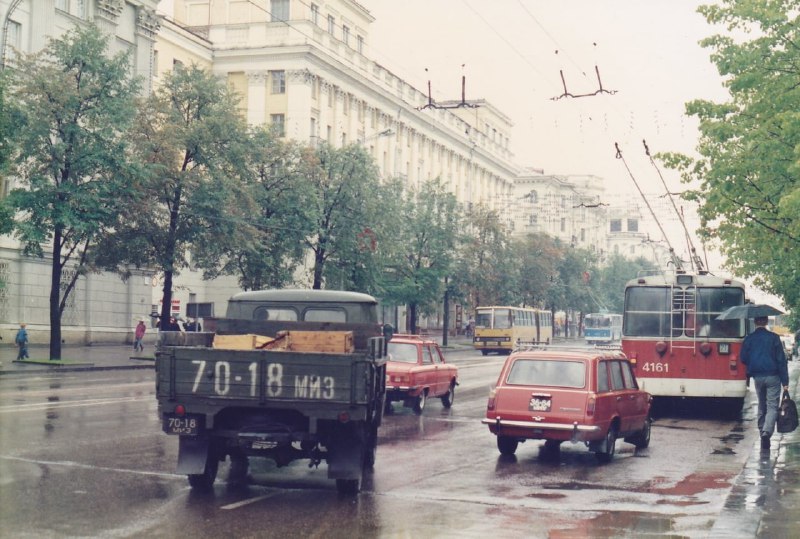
left=155, top=289, right=387, bottom=494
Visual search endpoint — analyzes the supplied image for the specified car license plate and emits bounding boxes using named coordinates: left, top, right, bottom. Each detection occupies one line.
left=163, top=414, right=203, bottom=435
left=529, top=398, right=551, bottom=412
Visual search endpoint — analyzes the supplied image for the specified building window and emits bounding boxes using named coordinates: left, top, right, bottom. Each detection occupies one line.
left=627, top=218, right=639, bottom=232
left=55, top=0, right=69, bottom=11
left=610, top=219, right=622, bottom=232
left=342, top=25, right=350, bottom=45
left=270, top=70, right=285, bottom=94
left=357, top=35, right=364, bottom=54
left=341, top=132, right=347, bottom=146
left=76, top=0, right=87, bottom=18
left=528, top=214, right=538, bottom=225
left=311, top=3, right=319, bottom=25
left=271, top=0, right=289, bottom=22
left=173, top=58, right=184, bottom=71
left=310, top=117, right=317, bottom=138
left=5, top=20, right=20, bottom=61
left=327, top=15, right=336, bottom=36
left=580, top=228, right=586, bottom=241
left=560, top=218, right=566, bottom=232
left=270, top=114, right=285, bottom=136
left=326, top=125, right=332, bottom=141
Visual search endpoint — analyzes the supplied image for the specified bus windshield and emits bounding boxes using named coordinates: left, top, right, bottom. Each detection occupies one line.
left=624, top=286, right=745, bottom=338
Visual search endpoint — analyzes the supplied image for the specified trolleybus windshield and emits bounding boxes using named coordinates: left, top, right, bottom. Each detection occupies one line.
left=624, top=286, right=745, bottom=338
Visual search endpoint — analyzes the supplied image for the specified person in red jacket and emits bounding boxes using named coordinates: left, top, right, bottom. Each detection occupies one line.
left=134, top=320, right=146, bottom=353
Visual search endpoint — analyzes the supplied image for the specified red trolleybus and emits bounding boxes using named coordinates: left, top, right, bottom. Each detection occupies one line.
left=621, top=271, right=747, bottom=414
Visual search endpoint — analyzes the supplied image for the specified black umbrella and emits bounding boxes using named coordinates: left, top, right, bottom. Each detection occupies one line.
left=716, top=304, right=784, bottom=320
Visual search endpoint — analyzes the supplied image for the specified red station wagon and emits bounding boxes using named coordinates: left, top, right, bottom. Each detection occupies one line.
left=385, top=334, right=458, bottom=414
left=482, top=348, right=652, bottom=462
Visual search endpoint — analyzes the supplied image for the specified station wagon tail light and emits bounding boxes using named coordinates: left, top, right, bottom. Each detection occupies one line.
left=487, top=388, right=497, bottom=411
left=586, top=394, right=596, bottom=417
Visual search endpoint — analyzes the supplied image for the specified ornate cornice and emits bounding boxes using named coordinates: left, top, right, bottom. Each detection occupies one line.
left=96, top=0, right=124, bottom=20
left=136, top=7, right=160, bottom=38
left=246, top=71, right=268, bottom=83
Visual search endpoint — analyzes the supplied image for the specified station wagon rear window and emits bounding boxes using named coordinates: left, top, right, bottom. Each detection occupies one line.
left=506, top=359, right=585, bottom=388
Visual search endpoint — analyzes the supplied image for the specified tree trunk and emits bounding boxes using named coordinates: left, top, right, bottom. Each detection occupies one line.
left=49, top=226, right=63, bottom=360
left=160, top=270, right=174, bottom=330
left=442, top=283, right=450, bottom=347
left=312, top=248, right=325, bottom=289
left=408, top=303, right=418, bottom=334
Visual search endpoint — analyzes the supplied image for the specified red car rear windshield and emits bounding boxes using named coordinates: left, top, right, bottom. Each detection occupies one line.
left=506, top=359, right=586, bottom=388
left=387, top=342, right=419, bottom=363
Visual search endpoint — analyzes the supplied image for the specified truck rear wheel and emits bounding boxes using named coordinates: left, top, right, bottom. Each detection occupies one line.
left=336, top=478, right=360, bottom=495
left=188, top=451, right=219, bottom=490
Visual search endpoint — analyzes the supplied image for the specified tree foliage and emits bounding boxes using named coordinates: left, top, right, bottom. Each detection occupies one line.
left=661, top=1, right=800, bottom=319
left=95, top=65, right=254, bottom=325
left=381, top=178, right=461, bottom=332
left=202, top=128, right=316, bottom=290
left=594, top=253, right=657, bottom=313
left=304, top=143, right=383, bottom=290
left=457, top=204, right=517, bottom=308
left=5, top=25, right=140, bottom=359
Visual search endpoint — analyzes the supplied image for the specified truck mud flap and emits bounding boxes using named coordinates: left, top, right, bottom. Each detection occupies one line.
left=327, top=441, right=364, bottom=480
left=176, top=437, right=210, bottom=475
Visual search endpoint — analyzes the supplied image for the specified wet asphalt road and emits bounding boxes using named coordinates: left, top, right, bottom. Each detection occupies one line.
left=0, top=350, right=794, bottom=538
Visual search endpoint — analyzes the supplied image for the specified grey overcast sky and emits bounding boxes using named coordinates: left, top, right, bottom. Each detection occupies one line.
left=360, top=0, right=728, bottom=197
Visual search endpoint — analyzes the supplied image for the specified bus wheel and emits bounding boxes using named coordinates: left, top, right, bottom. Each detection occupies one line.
left=481, top=350, right=489, bottom=356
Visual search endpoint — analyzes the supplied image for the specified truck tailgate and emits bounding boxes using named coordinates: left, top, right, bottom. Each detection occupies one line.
left=157, top=347, right=379, bottom=406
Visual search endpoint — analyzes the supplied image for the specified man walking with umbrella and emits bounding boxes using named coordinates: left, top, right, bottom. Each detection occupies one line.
left=740, top=313, right=790, bottom=450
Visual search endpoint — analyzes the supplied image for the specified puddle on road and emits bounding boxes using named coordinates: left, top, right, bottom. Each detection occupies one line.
left=550, top=510, right=687, bottom=539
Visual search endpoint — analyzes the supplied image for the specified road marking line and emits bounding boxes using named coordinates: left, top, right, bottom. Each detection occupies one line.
left=0, top=396, right=147, bottom=413
left=221, top=491, right=282, bottom=510
left=0, top=455, right=183, bottom=479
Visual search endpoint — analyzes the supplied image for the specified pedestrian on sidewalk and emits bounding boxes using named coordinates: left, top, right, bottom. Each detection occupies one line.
left=134, top=320, right=147, bottom=353
left=741, top=316, right=790, bottom=450
left=15, top=323, right=29, bottom=360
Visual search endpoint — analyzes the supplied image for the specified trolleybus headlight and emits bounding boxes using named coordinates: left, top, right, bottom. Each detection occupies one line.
left=655, top=341, right=668, bottom=356
left=700, top=342, right=713, bottom=356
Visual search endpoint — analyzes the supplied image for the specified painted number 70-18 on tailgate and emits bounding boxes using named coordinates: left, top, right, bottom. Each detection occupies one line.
left=190, top=360, right=335, bottom=399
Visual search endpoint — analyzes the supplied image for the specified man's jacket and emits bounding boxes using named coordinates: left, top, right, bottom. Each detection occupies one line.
left=741, top=327, right=789, bottom=385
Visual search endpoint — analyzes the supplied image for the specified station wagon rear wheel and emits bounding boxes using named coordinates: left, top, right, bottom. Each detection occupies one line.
left=497, top=436, right=519, bottom=456
left=595, top=426, right=617, bottom=463
left=413, top=390, right=427, bottom=415
left=440, top=381, right=455, bottom=408
left=627, top=415, right=651, bottom=449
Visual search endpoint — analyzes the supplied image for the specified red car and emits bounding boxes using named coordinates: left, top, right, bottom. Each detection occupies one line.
left=384, top=334, right=458, bottom=414
left=482, top=348, right=652, bottom=462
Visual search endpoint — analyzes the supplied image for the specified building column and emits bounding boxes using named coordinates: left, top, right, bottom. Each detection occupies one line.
left=135, top=5, right=160, bottom=96
left=246, top=71, right=268, bottom=126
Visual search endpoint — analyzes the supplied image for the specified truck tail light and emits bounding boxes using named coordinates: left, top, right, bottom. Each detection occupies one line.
left=174, top=404, right=186, bottom=416
left=337, top=412, right=350, bottom=423
left=586, top=394, right=596, bottom=417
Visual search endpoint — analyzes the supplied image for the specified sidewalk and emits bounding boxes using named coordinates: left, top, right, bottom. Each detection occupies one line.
left=0, top=343, right=155, bottom=375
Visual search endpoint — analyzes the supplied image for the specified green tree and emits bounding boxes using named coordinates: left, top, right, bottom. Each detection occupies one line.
left=662, top=1, right=800, bottom=314
left=381, top=178, right=461, bottom=333
left=4, top=25, right=140, bottom=359
left=514, top=233, right=562, bottom=309
left=457, top=204, right=517, bottom=308
left=96, top=65, right=253, bottom=326
left=0, top=73, right=21, bottom=234
left=305, top=143, right=383, bottom=290
left=201, top=128, right=316, bottom=290
left=595, top=253, right=657, bottom=313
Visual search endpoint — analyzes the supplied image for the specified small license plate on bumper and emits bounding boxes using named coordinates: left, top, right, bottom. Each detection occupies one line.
left=163, top=414, right=204, bottom=435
